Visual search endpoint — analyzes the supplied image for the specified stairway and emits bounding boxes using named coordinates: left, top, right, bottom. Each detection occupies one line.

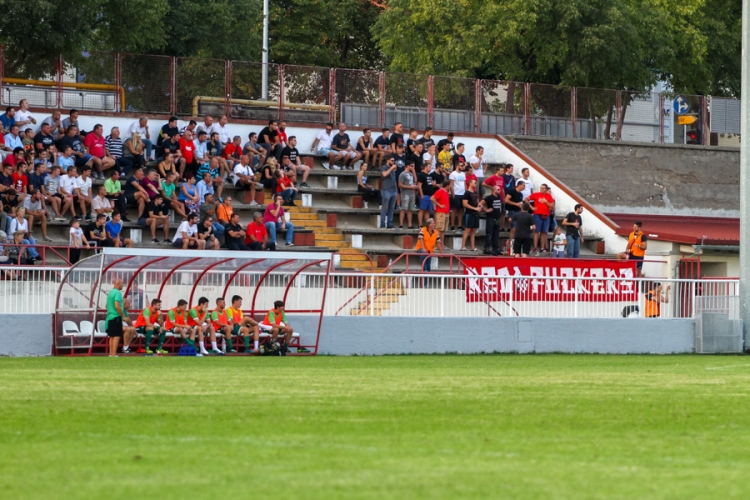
left=349, top=276, right=406, bottom=316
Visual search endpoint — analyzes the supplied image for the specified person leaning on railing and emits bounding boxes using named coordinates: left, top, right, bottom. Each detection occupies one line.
left=415, top=218, right=443, bottom=272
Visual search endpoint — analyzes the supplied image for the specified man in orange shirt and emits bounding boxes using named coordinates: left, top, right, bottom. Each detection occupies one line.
left=134, top=299, right=165, bottom=355
left=415, top=218, right=443, bottom=272
left=617, top=221, right=648, bottom=276
left=226, top=295, right=261, bottom=354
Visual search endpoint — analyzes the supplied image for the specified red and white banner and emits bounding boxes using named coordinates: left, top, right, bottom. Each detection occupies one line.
left=463, top=258, right=638, bottom=302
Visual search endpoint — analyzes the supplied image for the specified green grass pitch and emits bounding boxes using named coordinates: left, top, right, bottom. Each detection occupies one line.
left=2, top=355, right=750, bottom=499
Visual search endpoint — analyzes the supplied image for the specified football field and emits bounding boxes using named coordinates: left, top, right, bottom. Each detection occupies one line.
left=2, top=355, right=750, bottom=499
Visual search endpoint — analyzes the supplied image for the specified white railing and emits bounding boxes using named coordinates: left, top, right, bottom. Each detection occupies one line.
left=0, top=266, right=68, bottom=314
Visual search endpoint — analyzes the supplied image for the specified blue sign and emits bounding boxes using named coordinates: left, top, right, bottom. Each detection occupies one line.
left=673, top=95, right=691, bottom=115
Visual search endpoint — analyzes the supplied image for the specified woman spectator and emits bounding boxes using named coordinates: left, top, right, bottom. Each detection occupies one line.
left=275, top=169, right=297, bottom=206
left=357, top=163, right=381, bottom=205
left=179, top=175, right=200, bottom=215
left=260, top=157, right=278, bottom=196
left=158, top=153, right=177, bottom=179
left=461, top=178, right=481, bottom=251
left=2, top=230, right=32, bottom=279
left=124, top=132, right=145, bottom=169
left=7, top=207, right=40, bottom=261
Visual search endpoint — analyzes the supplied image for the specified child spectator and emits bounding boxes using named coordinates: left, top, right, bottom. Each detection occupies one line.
left=552, top=226, right=566, bottom=258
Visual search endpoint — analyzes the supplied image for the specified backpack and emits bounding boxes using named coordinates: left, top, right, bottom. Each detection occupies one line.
left=178, top=344, right=197, bottom=356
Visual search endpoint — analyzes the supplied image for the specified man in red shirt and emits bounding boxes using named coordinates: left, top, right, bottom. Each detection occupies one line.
left=222, top=135, right=243, bottom=169
left=430, top=179, right=451, bottom=241
left=245, top=212, right=275, bottom=250
left=526, top=183, right=555, bottom=254
left=3, top=147, right=23, bottom=168
left=83, top=124, right=116, bottom=180
left=12, top=162, right=28, bottom=194
left=277, top=121, right=289, bottom=148
left=180, top=130, right=197, bottom=178
left=482, top=165, right=505, bottom=197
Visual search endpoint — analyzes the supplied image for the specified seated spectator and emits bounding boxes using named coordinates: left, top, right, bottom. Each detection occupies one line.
left=258, top=120, right=283, bottom=162
left=22, top=189, right=52, bottom=242
left=83, top=123, right=115, bottom=180
left=128, top=117, right=152, bottom=159
left=196, top=171, right=215, bottom=206
left=277, top=121, right=289, bottom=148
left=7, top=207, right=40, bottom=261
left=15, top=100, right=37, bottom=130
left=260, top=157, right=278, bottom=195
left=232, top=155, right=260, bottom=206
left=159, top=172, right=187, bottom=220
left=263, top=194, right=294, bottom=247
left=357, top=163, right=381, bottom=205
left=158, top=153, right=177, bottom=179
left=311, top=122, right=339, bottom=169
left=179, top=129, right=197, bottom=179
left=192, top=131, right=209, bottom=167
left=124, top=169, right=149, bottom=219
left=12, top=161, right=28, bottom=195
left=42, top=166, right=68, bottom=221
left=196, top=157, right=225, bottom=201
left=373, top=128, right=391, bottom=168
left=0, top=107, right=16, bottom=136
left=68, top=219, right=90, bottom=264
left=242, top=132, right=266, bottom=167
left=42, top=111, right=63, bottom=140
left=27, top=162, right=47, bottom=196
left=34, top=122, right=55, bottom=152
left=160, top=132, right=185, bottom=173
left=223, top=135, right=243, bottom=167
left=104, top=127, right=132, bottom=177
left=196, top=116, right=213, bottom=137
left=357, top=128, right=382, bottom=172
left=332, top=123, right=361, bottom=170
left=61, top=109, right=81, bottom=137
left=199, top=193, right=224, bottom=238
left=138, top=194, right=170, bottom=244
left=61, top=126, right=94, bottom=171
left=104, top=170, right=129, bottom=222
left=179, top=119, right=197, bottom=137
left=280, top=136, right=310, bottom=187
left=179, top=175, right=200, bottom=215
left=209, top=115, right=231, bottom=145
left=207, top=132, right=230, bottom=177
left=216, top=196, right=234, bottom=225
left=275, top=169, right=297, bottom=206
left=123, top=132, right=146, bottom=170
left=34, top=149, right=54, bottom=171
left=58, top=166, right=81, bottom=220
left=87, top=213, right=114, bottom=247
left=92, top=185, right=114, bottom=220
left=245, top=212, right=274, bottom=251
left=140, top=169, right=162, bottom=203
left=158, top=116, right=179, bottom=150
left=4, top=126, right=24, bottom=153
left=3, top=230, right=33, bottom=275
left=197, top=215, right=221, bottom=250
left=3, top=147, right=24, bottom=169
left=75, top=166, right=94, bottom=220
left=57, top=145, right=75, bottom=172
left=172, top=212, right=204, bottom=249
left=105, top=212, right=133, bottom=248
left=21, top=128, right=34, bottom=151
left=224, top=213, right=251, bottom=251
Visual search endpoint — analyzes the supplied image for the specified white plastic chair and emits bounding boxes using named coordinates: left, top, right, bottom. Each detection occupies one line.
left=95, top=320, right=107, bottom=338
left=80, top=321, right=94, bottom=337
left=62, top=321, right=82, bottom=336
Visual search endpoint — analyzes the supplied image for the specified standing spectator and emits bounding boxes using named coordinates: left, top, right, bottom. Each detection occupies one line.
left=264, top=194, right=295, bottom=247
left=398, top=161, right=417, bottom=229
left=245, top=212, right=275, bottom=250
left=563, top=204, right=584, bottom=258
left=42, top=111, right=63, bottom=140
left=379, top=157, right=398, bottom=229
left=504, top=179, right=525, bottom=253
left=519, top=167, right=533, bottom=198
left=158, top=116, right=179, bottom=150
left=124, top=169, right=149, bottom=219
left=461, top=179, right=481, bottom=251
left=22, top=189, right=52, bottom=242
left=61, top=109, right=81, bottom=136
left=197, top=216, right=221, bottom=250
left=391, top=143, right=406, bottom=209
left=91, top=185, right=114, bottom=220
left=551, top=227, right=566, bottom=258
left=7, top=207, right=40, bottom=260
left=0, top=107, right=16, bottom=135
left=332, top=123, right=361, bottom=170
left=179, top=130, right=197, bottom=179
left=106, top=212, right=133, bottom=248
left=526, top=183, right=555, bottom=254
left=224, top=213, right=251, bottom=251
left=357, top=163, right=381, bottom=206
left=172, top=212, right=203, bottom=249
left=417, top=127, right=435, bottom=149
left=199, top=193, right=224, bottom=238
left=449, top=162, right=467, bottom=231
left=373, top=128, right=391, bottom=168
left=209, top=115, right=231, bottom=145
left=407, top=142, right=424, bottom=174
left=128, top=117, right=152, bottom=159
left=275, top=169, right=297, bottom=206
left=422, top=144, right=437, bottom=173
left=216, top=196, right=234, bottom=225
left=259, top=120, right=283, bottom=162
left=104, top=171, right=129, bottom=221
left=105, top=127, right=133, bottom=176
left=481, top=184, right=504, bottom=255
left=232, top=155, right=260, bottom=206
left=416, top=163, right=434, bottom=227
left=34, top=122, right=55, bottom=152
left=469, top=146, right=486, bottom=195
left=451, top=143, right=467, bottom=170
left=243, top=132, right=266, bottom=167
left=138, top=194, right=170, bottom=243
left=502, top=164, right=517, bottom=196
left=311, top=123, right=339, bottom=169
left=616, top=221, right=647, bottom=277
left=84, top=124, right=116, bottom=179
left=357, top=128, right=382, bottom=172
left=14, top=100, right=36, bottom=130
left=389, top=122, right=405, bottom=149
left=415, top=218, right=443, bottom=272
left=430, top=180, right=451, bottom=243
left=511, top=204, right=536, bottom=258
left=436, top=132, right=455, bottom=155
left=281, top=136, right=310, bottom=187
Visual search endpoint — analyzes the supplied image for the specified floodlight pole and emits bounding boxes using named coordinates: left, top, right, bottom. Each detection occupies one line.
left=262, top=0, right=269, bottom=100
left=741, top=0, right=750, bottom=347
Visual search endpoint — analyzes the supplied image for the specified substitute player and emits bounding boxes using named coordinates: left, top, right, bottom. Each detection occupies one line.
left=261, top=300, right=296, bottom=355
left=134, top=298, right=166, bottom=355
left=210, top=297, right=237, bottom=353
left=226, top=295, right=260, bottom=354
left=188, top=296, right=223, bottom=356
left=165, top=299, right=195, bottom=347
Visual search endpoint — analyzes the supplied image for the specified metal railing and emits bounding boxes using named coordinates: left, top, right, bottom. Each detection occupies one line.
left=0, top=46, right=735, bottom=146
left=0, top=266, right=67, bottom=314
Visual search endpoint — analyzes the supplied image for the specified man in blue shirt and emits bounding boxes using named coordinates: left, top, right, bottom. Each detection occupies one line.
left=0, top=107, right=16, bottom=135
left=105, top=212, right=133, bottom=247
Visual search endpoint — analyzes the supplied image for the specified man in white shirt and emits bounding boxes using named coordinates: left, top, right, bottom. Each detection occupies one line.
left=196, top=116, right=213, bottom=137
left=449, top=163, right=467, bottom=230
left=92, top=185, right=114, bottom=219
left=469, top=146, right=487, bottom=194
left=128, top=117, right=152, bottom=159
left=520, top=167, right=533, bottom=199
left=209, top=115, right=231, bottom=144
left=14, top=100, right=36, bottom=130
left=59, top=166, right=82, bottom=220
left=76, top=166, right=94, bottom=219
left=233, top=155, right=260, bottom=206
left=310, top=122, right=341, bottom=169
left=172, top=213, right=205, bottom=249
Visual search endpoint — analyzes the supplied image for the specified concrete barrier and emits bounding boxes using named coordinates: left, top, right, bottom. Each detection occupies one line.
left=0, top=314, right=53, bottom=356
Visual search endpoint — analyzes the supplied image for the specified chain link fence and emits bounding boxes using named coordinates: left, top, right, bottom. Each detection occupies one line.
left=230, top=61, right=279, bottom=122
left=335, top=68, right=382, bottom=128
left=575, top=87, right=618, bottom=140
left=281, top=65, right=331, bottom=124
left=1, top=45, right=59, bottom=109
left=433, top=76, right=475, bottom=133
left=120, top=54, right=172, bottom=115
left=479, top=80, right=525, bottom=135
left=175, top=57, right=226, bottom=117
left=528, top=84, right=573, bottom=137
left=385, top=72, right=429, bottom=130
left=66, top=52, right=117, bottom=112
left=620, top=91, right=660, bottom=143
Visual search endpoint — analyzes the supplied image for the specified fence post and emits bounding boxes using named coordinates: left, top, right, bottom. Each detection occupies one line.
left=0, top=45, right=4, bottom=103
left=615, top=91, right=623, bottom=141
left=114, top=53, right=122, bottom=113
left=56, top=54, right=64, bottom=109
left=524, top=83, right=531, bottom=135
left=427, top=75, right=434, bottom=129
left=440, top=275, right=445, bottom=317
left=224, top=60, right=232, bottom=118
left=701, top=96, right=708, bottom=146
left=328, top=68, right=336, bottom=123
left=658, top=93, right=665, bottom=143
left=475, top=79, right=482, bottom=133
left=571, top=87, right=577, bottom=138
left=369, top=274, right=375, bottom=316
left=278, top=65, right=284, bottom=121
left=170, top=57, right=177, bottom=116
left=379, top=72, right=386, bottom=127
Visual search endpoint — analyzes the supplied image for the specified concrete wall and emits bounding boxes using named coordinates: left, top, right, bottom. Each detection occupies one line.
left=505, top=136, right=740, bottom=217
left=317, top=317, right=695, bottom=355
left=0, top=314, right=52, bottom=356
